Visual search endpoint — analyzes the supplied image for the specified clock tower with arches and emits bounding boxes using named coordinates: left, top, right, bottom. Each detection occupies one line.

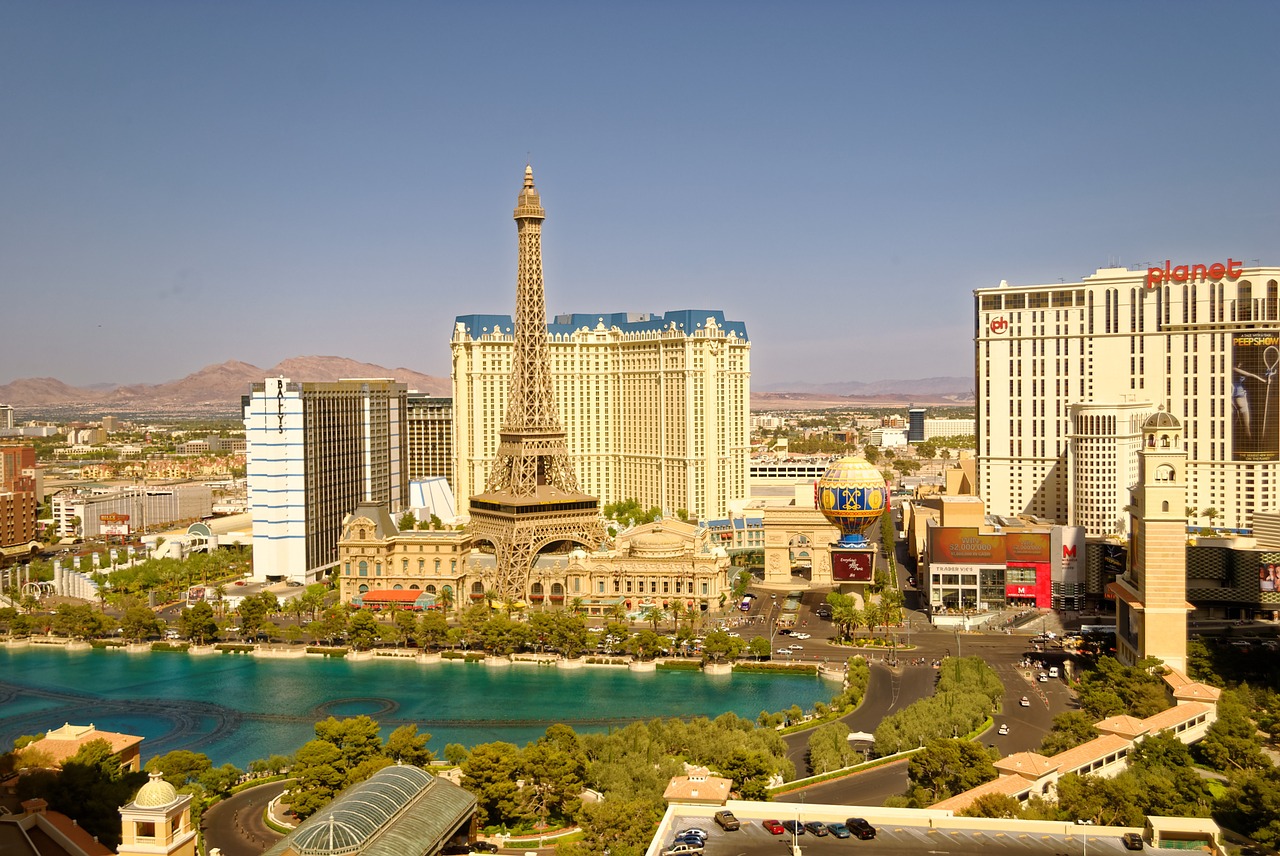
left=1109, top=409, right=1193, bottom=672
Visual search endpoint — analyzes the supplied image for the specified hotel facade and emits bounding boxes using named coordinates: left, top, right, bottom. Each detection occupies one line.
left=975, top=261, right=1280, bottom=537
left=243, top=377, right=408, bottom=584
left=451, top=310, right=750, bottom=522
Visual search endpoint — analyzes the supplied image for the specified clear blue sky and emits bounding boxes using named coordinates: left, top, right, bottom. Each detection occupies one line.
left=5, top=1, right=1279, bottom=390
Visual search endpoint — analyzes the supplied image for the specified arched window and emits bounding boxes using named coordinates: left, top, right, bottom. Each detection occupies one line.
left=359, top=561, right=368, bottom=577
left=426, top=585, right=437, bottom=594
left=358, top=584, right=369, bottom=594
left=472, top=581, right=484, bottom=594
left=551, top=582, right=564, bottom=596
left=359, top=529, right=366, bottom=540
left=1162, top=501, right=1170, bottom=512
left=531, top=582, right=544, bottom=595
left=409, top=584, right=420, bottom=590
left=393, top=584, right=403, bottom=590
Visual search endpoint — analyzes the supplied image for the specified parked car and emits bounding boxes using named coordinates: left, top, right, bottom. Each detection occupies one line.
left=827, top=822, right=851, bottom=839
left=781, top=820, right=805, bottom=835
left=675, top=829, right=708, bottom=843
left=662, top=844, right=704, bottom=856
left=471, top=843, right=499, bottom=854
left=803, top=821, right=829, bottom=836
left=714, top=810, right=740, bottom=831
left=845, top=818, right=876, bottom=840
left=1122, top=833, right=1144, bottom=851
left=762, top=820, right=785, bottom=835
left=673, top=835, right=704, bottom=848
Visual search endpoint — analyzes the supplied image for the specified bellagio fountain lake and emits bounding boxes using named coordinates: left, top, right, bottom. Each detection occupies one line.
left=0, top=646, right=835, bottom=767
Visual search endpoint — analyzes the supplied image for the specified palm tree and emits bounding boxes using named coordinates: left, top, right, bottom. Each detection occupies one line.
left=569, top=596, right=584, bottom=615
left=438, top=587, right=455, bottom=616
left=642, top=605, right=662, bottom=632
left=607, top=602, right=627, bottom=625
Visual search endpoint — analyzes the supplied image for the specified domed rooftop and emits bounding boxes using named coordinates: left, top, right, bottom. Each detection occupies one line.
left=630, top=526, right=686, bottom=557
left=133, top=771, right=178, bottom=808
left=1144, top=408, right=1182, bottom=430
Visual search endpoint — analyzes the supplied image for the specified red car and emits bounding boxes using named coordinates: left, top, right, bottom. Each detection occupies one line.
left=762, top=820, right=785, bottom=835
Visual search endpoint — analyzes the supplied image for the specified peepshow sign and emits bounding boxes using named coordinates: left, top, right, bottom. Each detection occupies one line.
left=831, top=549, right=874, bottom=582
left=929, top=528, right=1005, bottom=565
left=1232, top=332, right=1280, bottom=463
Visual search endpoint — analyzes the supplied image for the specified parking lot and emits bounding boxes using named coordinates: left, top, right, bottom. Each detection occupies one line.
left=654, top=808, right=1143, bottom=856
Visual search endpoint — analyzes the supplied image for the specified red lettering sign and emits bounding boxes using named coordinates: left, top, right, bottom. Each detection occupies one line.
left=1063, top=545, right=1076, bottom=559
left=990, top=316, right=1009, bottom=335
left=1145, top=258, right=1243, bottom=289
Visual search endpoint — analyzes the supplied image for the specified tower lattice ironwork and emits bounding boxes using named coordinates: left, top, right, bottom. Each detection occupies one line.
left=469, top=166, right=606, bottom=603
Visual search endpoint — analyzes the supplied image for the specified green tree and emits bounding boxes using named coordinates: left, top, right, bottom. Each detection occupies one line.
left=807, top=721, right=857, bottom=774
left=19, top=738, right=146, bottom=849
left=701, top=629, right=745, bottom=663
left=397, top=510, right=417, bottom=530
left=347, top=610, right=381, bottom=650
left=558, top=796, right=663, bottom=856
left=384, top=724, right=435, bottom=766
left=392, top=609, right=418, bottom=648
left=177, top=601, right=219, bottom=644
left=461, top=741, right=524, bottom=826
left=146, top=750, right=213, bottom=786
left=1194, top=688, right=1268, bottom=772
left=1038, top=711, right=1099, bottom=755
left=521, top=726, right=587, bottom=826
left=120, top=605, right=161, bottom=642
left=905, top=738, right=997, bottom=806
left=416, top=610, right=450, bottom=650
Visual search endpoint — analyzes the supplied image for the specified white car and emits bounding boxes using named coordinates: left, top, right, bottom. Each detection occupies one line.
left=1020, top=696, right=1030, bottom=707
left=998, top=723, right=1010, bottom=735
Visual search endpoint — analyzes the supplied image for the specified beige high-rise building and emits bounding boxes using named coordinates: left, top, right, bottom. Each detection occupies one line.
left=975, top=261, right=1280, bottom=536
left=452, top=309, right=751, bottom=522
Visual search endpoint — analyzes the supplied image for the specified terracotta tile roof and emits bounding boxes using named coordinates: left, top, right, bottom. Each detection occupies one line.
left=929, top=773, right=1034, bottom=811
left=40, top=812, right=113, bottom=856
left=663, top=774, right=732, bottom=804
left=1049, top=734, right=1131, bottom=774
left=1094, top=715, right=1148, bottom=739
left=1172, top=683, right=1221, bottom=703
left=1141, top=701, right=1213, bottom=733
left=994, top=751, right=1058, bottom=778
left=30, top=723, right=143, bottom=768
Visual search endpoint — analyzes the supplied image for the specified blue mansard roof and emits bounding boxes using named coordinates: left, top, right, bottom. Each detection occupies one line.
left=454, top=309, right=749, bottom=342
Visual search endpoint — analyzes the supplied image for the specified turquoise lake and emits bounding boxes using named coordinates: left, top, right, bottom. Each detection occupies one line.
left=0, top=648, right=834, bottom=768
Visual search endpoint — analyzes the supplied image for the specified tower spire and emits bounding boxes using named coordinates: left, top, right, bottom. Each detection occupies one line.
left=469, top=167, right=605, bottom=602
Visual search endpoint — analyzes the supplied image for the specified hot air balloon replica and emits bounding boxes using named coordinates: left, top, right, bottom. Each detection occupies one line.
left=817, top=456, right=888, bottom=583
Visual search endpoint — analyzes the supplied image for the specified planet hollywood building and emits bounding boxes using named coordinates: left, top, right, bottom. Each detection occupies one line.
left=975, top=260, right=1280, bottom=539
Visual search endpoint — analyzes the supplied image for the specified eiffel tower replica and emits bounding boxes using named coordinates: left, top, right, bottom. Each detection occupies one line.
left=469, top=166, right=606, bottom=603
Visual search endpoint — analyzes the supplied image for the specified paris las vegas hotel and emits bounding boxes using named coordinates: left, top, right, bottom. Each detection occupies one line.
left=976, top=259, right=1280, bottom=538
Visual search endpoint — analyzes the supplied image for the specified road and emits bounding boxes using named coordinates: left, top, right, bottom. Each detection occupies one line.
left=202, top=779, right=288, bottom=856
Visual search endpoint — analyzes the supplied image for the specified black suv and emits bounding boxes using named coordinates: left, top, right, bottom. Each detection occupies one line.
left=845, top=818, right=876, bottom=839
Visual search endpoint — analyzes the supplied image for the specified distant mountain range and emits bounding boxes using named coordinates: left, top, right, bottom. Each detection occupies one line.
left=0, top=360, right=971, bottom=412
left=0, top=357, right=451, bottom=408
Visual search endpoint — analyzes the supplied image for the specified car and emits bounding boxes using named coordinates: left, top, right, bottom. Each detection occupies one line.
left=762, top=819, right=785, bottom=835
left=845, top=818, right=876, bottom=840
left=1122, top=833, right=1144, bottom=851
left=1038, top=673, right=1049, bottom=682
left=662, top=844, right=704, bottom=856
left=675, top=828, right=708, bottom=843
left=234, top=580, right=247, bottom=586
left=471, top=843, right=499, bottom=854
left=998, top=723, right=1010, bottom=735
left=442, top=846, right=471, bottom=856
left=826, top=822, right=851, bottom=838
left=815, top=607, right=833, bottom=619
left=672, top=835, right=704, bottom=848
left=713, top=810, right=740, bottom=831
left=803, top=821, right=829, bottom=836
left=781, top=820, right=805, bottom=835
left=286, top=580, right=304, bottom=587
left=1020, top=696, right=1031, bottom=707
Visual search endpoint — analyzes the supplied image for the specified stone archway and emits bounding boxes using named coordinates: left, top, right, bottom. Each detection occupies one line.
left=761, top=506, right=841, bottom=587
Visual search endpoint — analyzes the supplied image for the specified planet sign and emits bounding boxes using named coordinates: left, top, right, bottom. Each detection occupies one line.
left=818, top=456, right=888, bottom=546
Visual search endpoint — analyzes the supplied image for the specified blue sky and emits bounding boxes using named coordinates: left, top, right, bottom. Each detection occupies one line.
left=4, top=1, right=1279, bottom=389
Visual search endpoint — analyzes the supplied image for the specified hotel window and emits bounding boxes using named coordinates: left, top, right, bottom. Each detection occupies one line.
left=359, top=561, right=368, bottom=577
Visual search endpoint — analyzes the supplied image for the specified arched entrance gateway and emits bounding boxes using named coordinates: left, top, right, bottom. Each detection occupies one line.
left=761, top=505, right=841, bottom=586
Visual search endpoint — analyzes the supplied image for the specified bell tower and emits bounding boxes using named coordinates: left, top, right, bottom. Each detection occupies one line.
left=1109, top=409, right=1192, bottom=671
left=468, top=167, right=606, bottom=602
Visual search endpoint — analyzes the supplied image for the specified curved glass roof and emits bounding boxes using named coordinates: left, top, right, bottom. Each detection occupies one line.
left=292, top=766, right=434, bottom=856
